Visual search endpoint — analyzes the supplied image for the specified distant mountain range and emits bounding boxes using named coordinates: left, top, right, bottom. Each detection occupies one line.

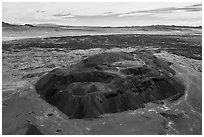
left=2, top=21, right=35, bottom=27
left=33, top=23, right=62, bottom=27
left=2, top=21, right=59, bottom=28
left=2, top=21, right=19, bottom=27
left=2, top=21, right=202, bottom=28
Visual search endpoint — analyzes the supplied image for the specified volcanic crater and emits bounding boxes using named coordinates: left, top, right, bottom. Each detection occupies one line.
left=35, top=51, right=185, bottom=119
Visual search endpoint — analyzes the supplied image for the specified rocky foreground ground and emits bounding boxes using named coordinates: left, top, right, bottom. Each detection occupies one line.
left=2, top=46, right=202, bottom=135
left=2, top=32, right=202, bottom=135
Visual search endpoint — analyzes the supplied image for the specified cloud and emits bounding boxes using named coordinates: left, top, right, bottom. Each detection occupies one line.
left=52, top=13, right=71, bottom=17
left=178, top=4, right=202, bottom=12
left=117, top=3, right=202, bottom=17
left=52, top=13, right=75, bottom=19
left=103, top=11, right=115, bottom=15
left=62, top=3, right=201, bottom=18
left=190, top=3, right=202, bottom=7
left=52, top=13, right=73, bottom=17
left=36, top=10, right=45, bottom=13
left=2, top=2, right=202, bottom=26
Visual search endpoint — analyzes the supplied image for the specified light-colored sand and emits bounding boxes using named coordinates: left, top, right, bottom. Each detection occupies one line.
left=154, top=51, right=202, bottom=73
left=155, top=53, right=202, bottom=116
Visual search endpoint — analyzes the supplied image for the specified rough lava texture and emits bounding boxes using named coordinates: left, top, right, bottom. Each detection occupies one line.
left=35, top=51, right=185, bottom=119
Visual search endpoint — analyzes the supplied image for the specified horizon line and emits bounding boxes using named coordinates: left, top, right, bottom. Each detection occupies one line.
left=2, top=21, right=202, bottom=28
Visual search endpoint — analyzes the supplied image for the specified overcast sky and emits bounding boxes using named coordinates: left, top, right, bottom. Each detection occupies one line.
left=2, top=2, right=202, bottom=26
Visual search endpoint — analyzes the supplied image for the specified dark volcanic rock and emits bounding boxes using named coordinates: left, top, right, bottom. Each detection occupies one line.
left=35, top=51, right=185, bottom=119
left=25, top=124, right=44, bottom=135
